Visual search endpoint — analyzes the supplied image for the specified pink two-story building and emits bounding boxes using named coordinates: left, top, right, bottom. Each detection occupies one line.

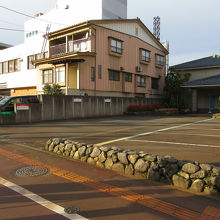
left=35, top=19, right=168, bottom=98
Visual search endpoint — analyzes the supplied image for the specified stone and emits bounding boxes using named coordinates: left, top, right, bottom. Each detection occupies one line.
left=112, top=153, right=118, bottom=163
left=164, top=155, right=178, bottom=164
left=78, top=146, right=87, bottom=157
left=73, top=151, right=80, bottom=160
left=182, top=163, right=200, bottom=174
left=94, top=157, right=99, bottom=162
left=53, top=145, right=59, bottom=153
left=212, top=167, right=220, bottom=176
left=190, top=179, right=204, bottom=193
left=98, top=152, right=107, bottom=163
left=125, top=164, right=134, bottom=176
left=80, top=156, right=88, bottom=163
left=164, top=164, right=179, bottom=178
left=86, top=147, right=92, bottom=156
left=157, top=156, right=168, bottom=167
left=112, top=163, right=124, bottom=173
left=53, top=138, right=62, bottom=145
left=204, top=186, right=219, bottom=195
left=59, top=143, right=65, bottom=152
left=145, top=154, right=156, bottom=162
left=70, top=150, right=75, bottom=157
left=128, top=154, right=139, bottom=164
left=178, top=171, right=190, bottom=179
left=96, top=161, right=105, bottom=168
left=105, top=158, right=113, bottom=169
left=139, top=153, right=147, bottom=157
left=117, top=152, right=128, bottom=165
left=90, top=147, right=101, bottom=158
left=87, top=157, right=96, bottom=165
left=100, top=146, right=109, bottom=152
left=147, top=168, right=160, bottom=181
left=172, top=175, right=191, bottom=189
left=190, top=170, right=207, bottom=179
left=112, top=146, right=120, bottom=151
left=200, top=164, right=212, bottom=171
left=65, top=151, right=70, bottom=157
left=107, top=150, right=115, bottom=158
left=134, top=159, right=150, bottom=173
left=178, top=160, right=192, bottom=168
left=150, top=162, right=159, bottom=170
left=65, top=144, right=73, bottom=152
left=48, top=143, right=55, bottom=152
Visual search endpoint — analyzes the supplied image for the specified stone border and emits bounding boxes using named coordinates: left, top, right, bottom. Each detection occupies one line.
left=45, top=138, right=220, bottom=195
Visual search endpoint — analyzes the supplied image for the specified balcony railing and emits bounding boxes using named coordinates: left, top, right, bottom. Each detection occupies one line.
left=50, top=38, right=91, bottom=57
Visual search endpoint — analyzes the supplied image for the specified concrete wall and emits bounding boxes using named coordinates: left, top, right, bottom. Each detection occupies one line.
left=0, top=95, right=162, bottom=125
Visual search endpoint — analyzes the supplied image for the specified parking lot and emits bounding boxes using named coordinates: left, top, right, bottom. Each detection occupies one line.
left=1, top=115, right=220, bottom=165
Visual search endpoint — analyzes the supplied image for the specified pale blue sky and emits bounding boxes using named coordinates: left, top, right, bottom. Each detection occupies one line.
left=0, top=0, right=219, bottom=65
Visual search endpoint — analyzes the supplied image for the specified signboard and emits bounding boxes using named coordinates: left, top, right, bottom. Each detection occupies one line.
left=17, top=104, right=29, bottom=110
left=73, top=97, right=82, bottom=103
left=104, top=98, right=111, bottom=103
left=0, top=82, right=7, bottom=89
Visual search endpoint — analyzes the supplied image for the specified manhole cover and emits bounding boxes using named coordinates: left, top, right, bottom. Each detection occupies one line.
left=15, top=166, right=49, bottom=177
left=64, top=206, right=80, bottom=214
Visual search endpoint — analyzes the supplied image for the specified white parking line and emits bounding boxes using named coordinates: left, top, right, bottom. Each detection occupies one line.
left=127, top=139, right=220, bottom=149
left=96, top=118, right=213, bottom=146
left=0, top=177, right=88, bottom=220
left=158, top=132, right=220, bottom=138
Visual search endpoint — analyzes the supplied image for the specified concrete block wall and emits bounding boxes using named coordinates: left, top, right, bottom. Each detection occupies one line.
left=0, top=95, right=163, bottom=124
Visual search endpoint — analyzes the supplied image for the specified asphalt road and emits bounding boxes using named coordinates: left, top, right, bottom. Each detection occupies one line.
left=0, top=115, right=220, bottom=219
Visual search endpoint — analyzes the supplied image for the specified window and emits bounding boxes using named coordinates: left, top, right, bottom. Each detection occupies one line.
left=56, top=66, right=65, bottom=83
left=141, top=49, right=150, bottom=62
left=124, top=73, right=132, bottom=82
left=110, top=38, right=122, bottom=54
left=0, top=63, right=2, bottom=74
left=43, top=69, right=54, bottom=84
left=151, top=78, right=159, bottom=89
left=91, top=67, right=95, bottom=81
left=137, top=75, right=146, bottom=87
left=3, top=61, right=8, bottom=73
left=28, top=55, right=35, bottom=69
left=14, top=59, right=20, bottom=72
left=156, top=55, right=164, bottom=66
left=109, top=70, right=120, bottom=81
left=9, top=60, right=14, bottom=72
left=98, top=65, right=102, bottom=79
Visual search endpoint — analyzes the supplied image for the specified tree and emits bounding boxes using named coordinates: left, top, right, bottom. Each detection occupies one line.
left=43, top=84, right=63, bottom=95
left=164, top=67, right=191, bottom=108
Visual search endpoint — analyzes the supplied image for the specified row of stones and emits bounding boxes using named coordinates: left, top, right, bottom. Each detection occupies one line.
left=45, top=138, right=220, bottom=195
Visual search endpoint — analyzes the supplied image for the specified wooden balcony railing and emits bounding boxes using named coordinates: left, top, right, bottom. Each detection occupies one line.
left=50, top=38, right=91, bottom=57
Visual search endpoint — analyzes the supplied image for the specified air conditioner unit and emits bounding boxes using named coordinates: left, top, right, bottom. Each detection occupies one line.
left=136, top=66, right=142, bottom=72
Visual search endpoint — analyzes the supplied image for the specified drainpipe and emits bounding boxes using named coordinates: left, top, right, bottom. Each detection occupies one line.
left=66, top=62, right=69, bottom=95
left=91, top=26, right=97, bottom=97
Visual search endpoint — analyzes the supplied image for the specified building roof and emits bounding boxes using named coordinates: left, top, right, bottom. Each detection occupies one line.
left=183, top=74, right=220, bottom=88
left=173, top=55, right=220, bottom=70
left=0, top=42, right=12, bottom=50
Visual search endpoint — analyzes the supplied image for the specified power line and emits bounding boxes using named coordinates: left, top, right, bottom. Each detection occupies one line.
left=0, top=19, right=23, bottom=27
left=0, top=5, right=67, bottom=27
left=0, top=27, right=46, bottom=34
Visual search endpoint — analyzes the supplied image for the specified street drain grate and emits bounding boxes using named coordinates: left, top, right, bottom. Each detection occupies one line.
left=64, top=206, right=80, bottom=214
left=15, top=166, right=49, bottom=177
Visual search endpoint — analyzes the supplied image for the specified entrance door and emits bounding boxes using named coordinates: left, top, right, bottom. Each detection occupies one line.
left=209, top=96, right=215, bottom=111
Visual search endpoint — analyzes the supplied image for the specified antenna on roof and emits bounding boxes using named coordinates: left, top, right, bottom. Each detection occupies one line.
left=153, top=16, right=160, bottom=41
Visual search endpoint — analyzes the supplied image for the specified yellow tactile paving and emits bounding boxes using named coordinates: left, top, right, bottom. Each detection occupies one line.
left=0, top=148, right=205, bottom=220
left=200, top=206, right=220, bottom=220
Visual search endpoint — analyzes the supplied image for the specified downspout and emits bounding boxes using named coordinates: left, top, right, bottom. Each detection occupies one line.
left=91, top=26, right=97, bottom=97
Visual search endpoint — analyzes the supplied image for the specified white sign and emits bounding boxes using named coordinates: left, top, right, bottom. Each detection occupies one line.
left=17, top=104, right=29, bottom=110
left=73, top=97, right=82, bottom=103
left=104, top=98, right=111, bottom=103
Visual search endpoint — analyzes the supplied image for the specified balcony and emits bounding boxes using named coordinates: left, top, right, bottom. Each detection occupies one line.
left=50, top=38, right=91, bottom=57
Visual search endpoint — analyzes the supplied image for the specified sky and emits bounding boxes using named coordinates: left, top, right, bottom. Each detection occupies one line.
left=0, top=0, right=220, bottom=65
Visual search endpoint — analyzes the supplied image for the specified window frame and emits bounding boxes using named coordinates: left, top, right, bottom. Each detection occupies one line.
left=151, top=77, right=159, bottom=90
left=55, top=66, right=65, bottom=84
left=156, top=54, right=164, bottom=66
left=140, top=49, right=150, bottom=62
left=136, top=75, right=146, bottom=88
left=42, top=69, right=54, bottom=84
left=27, top=55, right=36, bottom=69
left=110, top=38, right=123, bottom=54
left=109, top=69, right=120, bottom=81
left=124, top=72, right=132, bottom=82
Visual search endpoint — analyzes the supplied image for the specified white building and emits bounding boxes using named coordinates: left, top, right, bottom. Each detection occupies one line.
left=0, top=0, right=127, bottom=96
